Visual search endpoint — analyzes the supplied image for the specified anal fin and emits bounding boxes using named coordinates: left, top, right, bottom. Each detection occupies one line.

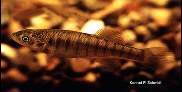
left=94, top=58, right=122, bottom=71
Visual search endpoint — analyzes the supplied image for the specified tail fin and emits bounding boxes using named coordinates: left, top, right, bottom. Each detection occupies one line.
left=141, top=47, right=176, bottom=71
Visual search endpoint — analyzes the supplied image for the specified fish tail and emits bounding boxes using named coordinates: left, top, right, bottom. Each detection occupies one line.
left=141, top=47, right=175, bottom=70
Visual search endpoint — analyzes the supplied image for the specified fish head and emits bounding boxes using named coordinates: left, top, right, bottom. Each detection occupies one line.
left=12, top=29, right=49, bottom=51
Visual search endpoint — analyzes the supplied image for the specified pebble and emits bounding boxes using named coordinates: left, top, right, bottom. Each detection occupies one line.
left=120, top=30, right=137, bottom=44
left=91, top=0, right=129, bottom=19
left=6, top=68, right=28, bottom=82
left=8, top=20, right=23, bottom=34
left=132, top=42, right=145, bottom=49
left=1, top=60, right=8, bottom=69
left=138, top=71, right=153, bottom=79
left=118, top=15, right=131, bottom=28
left=146, top=22, right=159, bottom=32
left=80, top=19, right=105, bottom=34
left=16, top=47, right=43, bottom=72
left=1, top=43, right=18, bottom=60
left=148, top=0, right=169, bottom=6
left=82, top=0, right=110, bottom=11
left=83, top=72, right=97, bottom=83
left=61, top=18, right=80, bottom=31
left=128, top=11, right=141, bottom=22
left=175, top=32, right=181, bottom=46
left=28, top=8, right=64, bottom=29
left=68, top=58, right=91, bottom=73
left=1, top=8, right=10, bottom=26
left=35, top=53, right=48, bottom=67
left=120, top=61, right=136, bottom=70
left=134, top=25, right=151, bottom=40
left=174, top=32, right=181, bottom=58
left=46, top=57, right=60, bottom=71
left=150, top=8, right=171, bottom=27
left=145, top=39, right=168, bottom=48
left=1, top=73, right=6, bottom=80
left=6, top=88, right=20, bottom=92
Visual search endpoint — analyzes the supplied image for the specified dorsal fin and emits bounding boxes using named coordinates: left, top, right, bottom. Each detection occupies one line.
left=94, top=27, right=125, bottom=45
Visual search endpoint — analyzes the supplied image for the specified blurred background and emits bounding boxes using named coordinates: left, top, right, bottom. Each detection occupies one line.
left=1, top=0, right=181, bottom=92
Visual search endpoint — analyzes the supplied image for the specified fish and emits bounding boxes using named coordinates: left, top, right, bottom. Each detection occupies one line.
left=11, top=29, right=175, bottom=70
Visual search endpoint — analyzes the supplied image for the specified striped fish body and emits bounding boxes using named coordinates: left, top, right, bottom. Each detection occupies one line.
left=45, top=30, right=143, bottom=61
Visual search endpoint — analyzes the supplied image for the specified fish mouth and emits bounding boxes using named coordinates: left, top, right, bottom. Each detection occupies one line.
left=11, top=32, right=22, bottom=44
left=11, top=33, right=16, bottom=40
left=11, top=33, right=18, bottom=40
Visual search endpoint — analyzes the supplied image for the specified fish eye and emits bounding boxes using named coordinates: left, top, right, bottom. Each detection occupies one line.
left=22, top=36, right=29, bottom=42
